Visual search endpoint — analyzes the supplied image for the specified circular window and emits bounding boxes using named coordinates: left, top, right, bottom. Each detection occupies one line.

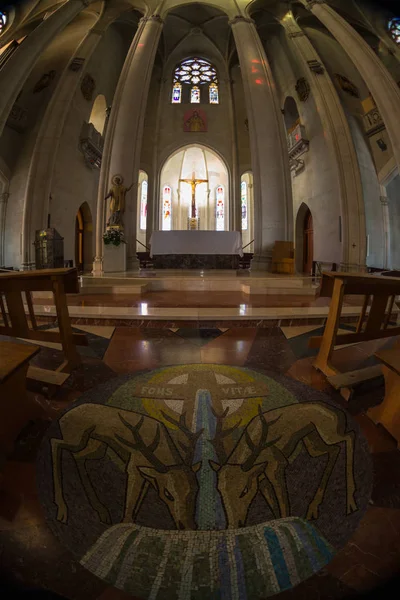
left=388, top=17, right=400, bottom=45
left=0, top=11, right=7, bottom=34
left=174, top=57, right=218, bottom=85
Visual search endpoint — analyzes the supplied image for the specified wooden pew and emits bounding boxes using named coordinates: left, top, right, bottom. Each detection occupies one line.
left=0, top=268, right=87, bottom=389
left=309, top=271, right=400, bottom=398
left=0, top=340, right=41, bottom=455
left=367, top=347, right=400, bottom=447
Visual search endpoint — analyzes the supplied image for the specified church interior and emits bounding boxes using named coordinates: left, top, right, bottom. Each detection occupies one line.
left=1, top=0, right=400, bottom=598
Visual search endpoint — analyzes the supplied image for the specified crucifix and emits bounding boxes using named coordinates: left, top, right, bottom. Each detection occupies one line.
left=179, top=171, right=208, bottom=219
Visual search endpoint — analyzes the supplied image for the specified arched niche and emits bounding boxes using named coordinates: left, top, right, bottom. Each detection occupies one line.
left=89, top=94, right=107, bottom=135
left=283, top=96, right=300, bottom=133
left=159, top=144, right=229, bottom=231
left=75, top=202, right=93, bottom=273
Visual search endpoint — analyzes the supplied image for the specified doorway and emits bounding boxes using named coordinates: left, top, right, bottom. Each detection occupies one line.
left=303, top=209, right=313, bottom=274
left=75, top=202, right=93, bottom=273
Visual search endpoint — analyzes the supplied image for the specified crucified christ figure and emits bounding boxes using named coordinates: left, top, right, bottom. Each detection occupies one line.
left=179, top=171, right=208, bottom=219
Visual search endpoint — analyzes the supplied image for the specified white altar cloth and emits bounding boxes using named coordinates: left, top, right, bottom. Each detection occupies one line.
left=150, top=231, right=243, bottom=257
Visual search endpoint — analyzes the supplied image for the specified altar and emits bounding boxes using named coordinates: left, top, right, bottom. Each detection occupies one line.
left=150, top=231, right=243, bottom=269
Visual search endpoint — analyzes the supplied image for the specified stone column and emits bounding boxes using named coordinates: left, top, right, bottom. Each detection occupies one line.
left=281, top=11, right=366, bottom=271
left=0, top=192, right=9, bottom=267
left=93, top=15, right=163, bottom=274
left=20, top=21, right=106, bottom=270
left=300, top=0, right=400, bottom=170
left=380, top=191, right=391, bottom=269
left=226, top=76, right=240, bottom=233
left=145, top=174, right=154, bottom=250
left=0, top=0, right=91, bottom=137
left=229, top=16, right=292, bottom=270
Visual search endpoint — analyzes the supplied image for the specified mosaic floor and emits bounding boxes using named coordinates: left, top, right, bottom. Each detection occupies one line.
left=1, top=325, right=400, bottom=599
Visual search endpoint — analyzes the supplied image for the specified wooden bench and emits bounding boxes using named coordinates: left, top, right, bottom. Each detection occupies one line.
left=0, top=268, right=87, bottom=390
left=309, top=271, right=400, bottom=399
left=0, top=340, right=42, bottom=455
left=367, top=347, right=400, bottom=447
left=327, top=365, right=383, bottom=391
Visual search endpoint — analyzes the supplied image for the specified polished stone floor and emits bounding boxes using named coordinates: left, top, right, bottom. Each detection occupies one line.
left=1, top=325, right=400, bottom=599
left=29, top=290, right=369, bottom=325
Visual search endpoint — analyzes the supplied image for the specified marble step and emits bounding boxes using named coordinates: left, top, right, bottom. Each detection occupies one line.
left=79, top=283, right=149, bottom=295
left=25, top=304, right=398, bottom=322
left=81, top=276, right=317, bottom=294
left=241, top=284, right=317, bottom=296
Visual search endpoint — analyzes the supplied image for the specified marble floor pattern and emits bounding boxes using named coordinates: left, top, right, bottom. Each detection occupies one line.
left=1, top=325, right=400, bottom=599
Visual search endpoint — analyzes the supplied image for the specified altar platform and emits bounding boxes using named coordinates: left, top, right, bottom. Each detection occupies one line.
left=79, top=269, right=318, bottom=296
left=150, top=231, right=243, bottom=269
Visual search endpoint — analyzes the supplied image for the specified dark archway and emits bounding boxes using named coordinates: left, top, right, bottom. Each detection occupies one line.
left=303, top=208, right=313, bottom=274
left=295, top=202, right=314, bottom=274
left=75, top=202, right=93, bottom=273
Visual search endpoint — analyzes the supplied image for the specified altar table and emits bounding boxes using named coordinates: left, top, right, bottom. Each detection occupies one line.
left=150, top=231, right=243, bottom=256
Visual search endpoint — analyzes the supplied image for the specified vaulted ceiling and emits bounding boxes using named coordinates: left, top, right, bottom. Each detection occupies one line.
left=160, top=4, right=231, bottom=62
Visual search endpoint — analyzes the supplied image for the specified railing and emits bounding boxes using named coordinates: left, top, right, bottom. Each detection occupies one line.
left=312, top=261, right=337, bottom=282
left=79, top=121, right=104, bottom=169
left=287, top=124, right=309, bottom=177
left=0, top=40, right=19, bottom=70
left=136, top=239, right=150, bottom=251
left=242, top=239, right=254, bottom=251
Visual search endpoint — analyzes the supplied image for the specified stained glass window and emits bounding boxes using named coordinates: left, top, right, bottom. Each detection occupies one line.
left=171, top=82, right=182, bottom=103
left=173, top=57, right=218, bottom=104
left=174, top=58, right=218, bottom=86
left=388, top=18, right=400, bottom=45
left=162, top=185, right=172, bottom=231
left=209, top=83, right=219, bottom=104
left=0, top=11, right=7, bottom=34
left=216, top=186, right=224, bottom=231
left=140, top=180, right=148, bottom=230
left=241, top=181, right=248, bottom=231
left=191, top=86, right=200, bottom=103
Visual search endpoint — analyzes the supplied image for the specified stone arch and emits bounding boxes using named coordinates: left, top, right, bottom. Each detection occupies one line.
left=162, top=2, right=231, bottom=20
left=159, top=144, right=230, bottom=231
left=75, top=201, right=93, bottom=273
left=89, top=94, right=107, bottom=135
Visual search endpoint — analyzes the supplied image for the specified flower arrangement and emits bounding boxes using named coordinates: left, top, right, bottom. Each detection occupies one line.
left=103, top=228, right=126, bottom=247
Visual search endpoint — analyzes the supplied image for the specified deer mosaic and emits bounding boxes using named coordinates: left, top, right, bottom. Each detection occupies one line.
left=51, top=404, right=202, bottom=529
left=210, top=402, right=357, bottom=527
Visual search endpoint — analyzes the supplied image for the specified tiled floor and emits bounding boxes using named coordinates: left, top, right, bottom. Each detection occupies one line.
left=1, top=325, right=400, bottom=599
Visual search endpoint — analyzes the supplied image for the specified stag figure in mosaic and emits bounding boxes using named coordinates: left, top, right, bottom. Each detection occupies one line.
left=210, top=402, right=357, bottom=528
left=51, top=404, right=202, bottom=529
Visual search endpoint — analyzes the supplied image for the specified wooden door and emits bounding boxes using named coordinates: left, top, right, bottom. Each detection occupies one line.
left=303, top=210, right=313, bottom=274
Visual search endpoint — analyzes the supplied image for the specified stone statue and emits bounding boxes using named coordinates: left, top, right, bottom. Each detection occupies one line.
left=105, top=175, right=133, bottom=228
